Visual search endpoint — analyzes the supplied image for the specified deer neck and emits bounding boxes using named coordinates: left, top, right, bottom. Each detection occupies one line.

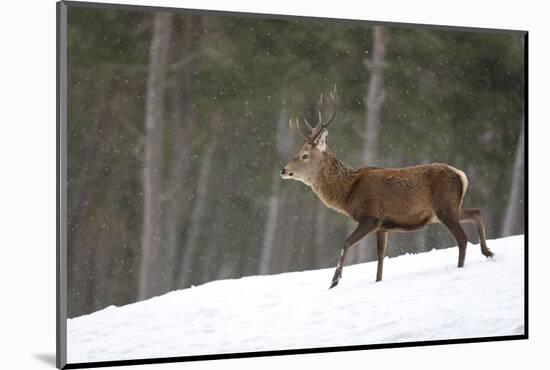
left=311, top=151, right=358, bottom=216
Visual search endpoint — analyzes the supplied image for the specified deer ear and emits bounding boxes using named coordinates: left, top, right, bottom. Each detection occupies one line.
left=316, top=129, right=328, bottom=152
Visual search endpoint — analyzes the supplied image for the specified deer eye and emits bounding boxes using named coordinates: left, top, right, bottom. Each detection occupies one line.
left=301, top=154, right=309, bottom=160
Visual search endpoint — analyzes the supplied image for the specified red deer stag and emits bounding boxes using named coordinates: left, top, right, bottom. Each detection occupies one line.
left=280, top=86, right=494, bottom=289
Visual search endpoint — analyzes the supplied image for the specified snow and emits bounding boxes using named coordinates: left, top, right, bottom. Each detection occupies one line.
left=67, top=235, right=525, bottom=364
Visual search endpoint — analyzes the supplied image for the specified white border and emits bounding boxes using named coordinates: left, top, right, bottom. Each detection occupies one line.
left=2, top=0, right=547, bottom=369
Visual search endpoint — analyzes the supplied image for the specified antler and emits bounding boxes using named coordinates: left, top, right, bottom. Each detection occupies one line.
left=288, top=85, right=338, bottom=144
left=288, top=117, right=309, bottom=142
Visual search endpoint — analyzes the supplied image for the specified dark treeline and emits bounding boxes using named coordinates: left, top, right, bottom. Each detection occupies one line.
left=66, top=7, right=525, bottom=317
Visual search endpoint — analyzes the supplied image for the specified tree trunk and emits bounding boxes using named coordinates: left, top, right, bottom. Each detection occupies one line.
left=177, top=141, right=217, bottom=287
left=259, top=101, right=290, bottom=274
left=277, top=187, right=300, bottom=272
left=162, top=16, right=198, bottom=290
left=258, top=171, right=282, bottom=275
left=357, top=26, right=387, bottom=264
left=199, top=147, right=239, bottom=283
left=138, top=12, right=173, bottom=301
left=502, top=118, right=525, bottom=236
left=314, top=201, right=329, bottom=267
left=362, top=26, right=387, bottom=166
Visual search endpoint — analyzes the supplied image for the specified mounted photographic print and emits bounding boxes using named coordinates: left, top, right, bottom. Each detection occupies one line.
left=57, top=1, right=527, bottom=368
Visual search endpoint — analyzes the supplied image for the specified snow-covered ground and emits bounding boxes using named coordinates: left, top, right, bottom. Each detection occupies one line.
left=67, top=235, right=525, bottom=364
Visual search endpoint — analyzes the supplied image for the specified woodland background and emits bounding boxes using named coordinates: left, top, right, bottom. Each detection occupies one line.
left=66, top=6, right=525, bottom=317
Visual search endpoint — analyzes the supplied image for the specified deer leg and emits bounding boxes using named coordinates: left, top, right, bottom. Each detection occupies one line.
left=329, top=218, right=380, bottom=289
left=376, top=231, right=388, bottom=282
left=437, top=212, right=469, bottom=268
left=460, top=208, right=494, bottom=257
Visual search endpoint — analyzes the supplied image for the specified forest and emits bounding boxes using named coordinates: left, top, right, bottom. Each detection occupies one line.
left=66, top=5, right=525, bottom=318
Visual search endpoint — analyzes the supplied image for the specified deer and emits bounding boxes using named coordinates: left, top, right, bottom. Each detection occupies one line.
left=280, top=86, right=494, bottom=289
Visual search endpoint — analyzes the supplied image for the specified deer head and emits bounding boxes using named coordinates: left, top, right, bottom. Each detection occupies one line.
left=281, top=86, right=338, bottom=186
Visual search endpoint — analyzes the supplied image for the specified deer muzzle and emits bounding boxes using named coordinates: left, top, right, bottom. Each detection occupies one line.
left=280, top=167, right=294, bottom=179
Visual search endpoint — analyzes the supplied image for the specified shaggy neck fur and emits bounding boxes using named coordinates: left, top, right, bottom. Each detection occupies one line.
left=310, top=149, right=360, bottom=216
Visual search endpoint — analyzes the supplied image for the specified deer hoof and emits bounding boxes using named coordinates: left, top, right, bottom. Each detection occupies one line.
left=329, top=278, right=340, bottom=289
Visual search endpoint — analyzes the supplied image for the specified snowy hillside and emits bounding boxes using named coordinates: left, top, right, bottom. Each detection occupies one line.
left=68, top=235, right=525, bottom=364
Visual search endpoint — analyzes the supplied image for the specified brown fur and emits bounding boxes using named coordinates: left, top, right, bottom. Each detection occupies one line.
left=309, top=151, right=464, bottom=227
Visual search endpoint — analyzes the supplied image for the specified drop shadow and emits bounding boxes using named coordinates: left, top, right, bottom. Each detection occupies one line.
left=34, top=353, right=56, bottom=367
